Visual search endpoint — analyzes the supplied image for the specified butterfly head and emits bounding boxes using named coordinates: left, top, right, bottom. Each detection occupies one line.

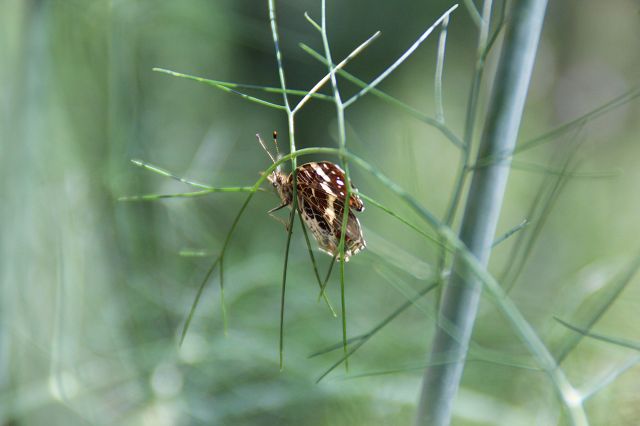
left=258, top=131, right=292, bottom=205
left=266, top=169, right=292, bottom=205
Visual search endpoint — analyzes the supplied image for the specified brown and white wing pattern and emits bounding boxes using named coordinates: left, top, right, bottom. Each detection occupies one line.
left=294, top=161, right=365, bottom=261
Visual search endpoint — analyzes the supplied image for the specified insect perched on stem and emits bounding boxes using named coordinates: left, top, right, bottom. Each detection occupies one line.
left=258, top=131, right=366, bottom=261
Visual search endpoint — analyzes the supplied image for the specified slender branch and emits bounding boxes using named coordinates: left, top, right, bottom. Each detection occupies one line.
left=463, top=0, right=483, bottom=28
left=344, top=5, right=459, bottom=108
left=292, top=31, right=381, bottom=114
left=300, top=44, right=464, bottom=148
left=434, top=15, right=450, bottom=123
left=153, top=68, right=286, bottom=110
left=119, top=187, right=257, bottom=201
left=491, top=219, right=529, bottom=247
left=153, top=67, right=333, bottom=101
left=434, top=0, right=493, bottom=308
left=320, top=0, right=351, bottom=371
left=268, top=0, right=298, bottom=370
left=130, top=159, right=214, bottom=189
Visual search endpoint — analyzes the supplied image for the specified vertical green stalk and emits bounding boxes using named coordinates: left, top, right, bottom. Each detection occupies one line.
left=416, top=1, right=550, bottom=425
left=320, top=0, right=351, bottom=371
left=435, top=1, right=493, bottom=310
left=268, top=0, right=297, bottom=370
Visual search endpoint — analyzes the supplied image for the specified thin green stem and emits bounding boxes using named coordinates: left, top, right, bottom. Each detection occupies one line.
left=300, top=45, right=464, bottom=149
left=344, top=5, right=459, bottom=108
left=510, top=160, right=619, bottom=178
left=517, top=86, right=640, bottom=153
left=268, top=1, right=291, bottom=112
left=279, top=209, right=296, bottom=369
left=492, top=219, right=529, bottom=247
left=360, top=194, right=442, bottom=248
left=500, top=132, right=584, bottom=292
left=482, top=0, right=507, bottom=62
left=463, top=0, right=483, bottom=28
left=556, top=317, right=640, bottom=353
left=153, top=68, right=333, bottom=101
left=217, top=193, right=256, bottom=333
left=434, top=0, right=493, bottom=316
left=303, top=11, right=322, bottom=32
left=320, top=0, right=350, bottom=371
left=582, top=355, right=640, bottom=402
left=179, top=257, right=220, bottom=346
left=130, top=159, right=215, bottom=189
left=555, top=251, right=640, bottom=363
left=268, top=0, right=298, bottom=371
left=316, top=252, right=338, bottom=302
left=434, top=15, right=450, bottom=123
left=154, top=68, right=286, bottom=110
left=315, top=280, right=440, bottom=382
left=292, top=31, right=381, bottom=114
left=119, top=187, right=257, bottom=202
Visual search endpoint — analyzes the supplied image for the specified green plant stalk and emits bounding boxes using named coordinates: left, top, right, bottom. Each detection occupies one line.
left=153, top=68, right=334, bottom=102
left=434, top=15, right=449, bottom=123
left=517, top=86, right=640, bottom=153
left=582, top=355, right=640, bottom=402
left=320, top=0, right=351, bottom=372
left=555, top=251, right=640, bottom=363
left=435, top=0, right=492, bottom=315
left=300, top=45, right=464, bottom=149
left=267, top=0, right=297, bottom=370
left=416, top=1, right=557, bottom=425
left=343, top=4, right=458, bottom=108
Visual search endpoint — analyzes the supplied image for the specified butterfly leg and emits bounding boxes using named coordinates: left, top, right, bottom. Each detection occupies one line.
left=267, top=204, right=291, bottom=231
left=268, top=203, right=288, bottom=214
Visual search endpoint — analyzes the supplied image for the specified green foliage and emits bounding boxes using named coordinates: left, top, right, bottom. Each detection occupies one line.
left=3, top=1, right=640, bottom=425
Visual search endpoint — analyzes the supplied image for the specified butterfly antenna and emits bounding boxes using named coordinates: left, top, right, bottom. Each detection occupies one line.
left=272, top=130, right=281, bottom=160
left=256, top=133, right=277, bottom=164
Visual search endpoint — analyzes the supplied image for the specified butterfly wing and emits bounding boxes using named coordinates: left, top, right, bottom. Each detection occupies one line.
left=310, top=161, right=364, bottom=211
left=295, top=162, right=366, bottom=260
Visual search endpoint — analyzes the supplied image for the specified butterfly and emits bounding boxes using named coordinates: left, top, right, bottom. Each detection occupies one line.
left=258, top=131, right=366, bottom=261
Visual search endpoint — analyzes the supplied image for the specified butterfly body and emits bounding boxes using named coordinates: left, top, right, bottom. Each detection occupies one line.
left=267, top=161, right=366, bottom=261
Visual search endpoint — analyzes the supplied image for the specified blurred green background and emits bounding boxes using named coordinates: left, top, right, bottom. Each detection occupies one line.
left=2, top=0, right=640, bottom=425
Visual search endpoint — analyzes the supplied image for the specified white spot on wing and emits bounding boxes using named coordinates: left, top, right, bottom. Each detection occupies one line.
left=325, top=195, right=336, bottom=223
left=313, top=164, right=332, bottom=182
left=320, top=182, right=335, bottom=195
